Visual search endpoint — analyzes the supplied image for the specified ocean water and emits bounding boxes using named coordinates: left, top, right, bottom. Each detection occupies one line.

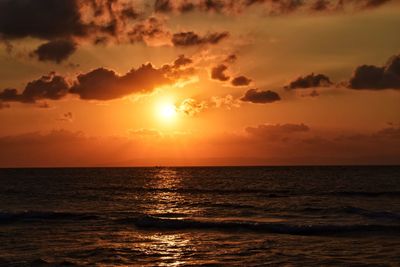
left=0, top=166, right=399, bottom=266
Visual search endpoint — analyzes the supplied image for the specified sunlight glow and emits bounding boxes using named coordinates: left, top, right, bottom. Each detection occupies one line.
left=158, top=102, right=177, bottom=121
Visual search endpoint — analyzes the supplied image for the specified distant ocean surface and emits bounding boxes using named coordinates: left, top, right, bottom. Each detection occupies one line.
left=0, top=166, right=399, bottom=266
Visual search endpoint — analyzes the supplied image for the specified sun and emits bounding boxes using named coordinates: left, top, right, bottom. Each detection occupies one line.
left=158, top=102, right=177, bottom=121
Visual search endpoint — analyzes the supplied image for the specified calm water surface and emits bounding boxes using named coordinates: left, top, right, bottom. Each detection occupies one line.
left=0, top=166, right=399, bottom=266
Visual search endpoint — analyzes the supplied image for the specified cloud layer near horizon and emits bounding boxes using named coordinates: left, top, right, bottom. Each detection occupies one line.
left=0, top=123, right=399, bottom=167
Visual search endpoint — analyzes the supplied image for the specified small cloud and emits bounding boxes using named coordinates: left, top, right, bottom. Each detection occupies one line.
left=176, top=98, right=207, bottom=116
left=231, top=75, right=252, bottom=86
left=286, top=73, right=333, bottom=89
left=211, top=95, right=241, bottom=109
left=31, top=39, right=77, bottom=64
left=172, top=31, right=229, bottom=47
left=224, top=54, right=237, bottom=64
left=211, top=64, right=230, bottom=81
left=241, top=89, right=281, bottom=104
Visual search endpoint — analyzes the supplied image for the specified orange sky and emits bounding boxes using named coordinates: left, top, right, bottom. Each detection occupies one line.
left=0, top=0, right=399, bottom=167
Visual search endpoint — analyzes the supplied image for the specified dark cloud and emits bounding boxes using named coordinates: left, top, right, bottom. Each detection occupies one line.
left=127, top=17, right=172, bottom=46
left=0, top=73, right=69, bottom=103
left=211, top=64, right=230, bottom=81
left=0, top=56, right=194, bottom=105
left=32, top=39, right=77, bottom=63
left=0, top=0, right=87, bottom=40
left=69, top=64, right=169, bottom=100
left=173, top=54, right=193, bottom=67
left=172, top=31, right=229, bottom=47
left=241, top=89, right=281, bottom=104
left=231, top=75, right=252, bottom=86
left=153, top=0, right=392, bottom=15
left=286, top=73, right=333, bottom=89
left=70, top=56, right=194, bottom=100
left=349, top=55, right=400, bottom=90
left=359, top=0, right=391, bottom=9
left=224, top=54, right=237, bottom=64
left=154, top=0, right=173, bottom=13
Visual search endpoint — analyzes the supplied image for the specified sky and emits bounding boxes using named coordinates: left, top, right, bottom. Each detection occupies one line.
left=0, top=0, right=399, bottom=167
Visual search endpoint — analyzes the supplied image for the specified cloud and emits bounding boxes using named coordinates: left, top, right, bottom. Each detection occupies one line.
left=359, top=0, right=391, bottom=9
left=69, top=64, right=170, bottom=101
left=0, top=73, right=69, bottom=103
left=177, top=94, right=240, bottom=116
left=172, top=31, right=229, bottom=47
left=0, top=0, right=88, bottom=40
left=231, top=75, right=252, bottom=86
left=241, top=89, right=281, bottom=104
left=127, top=16, right=173, bottom=47
left=32, top=39, right=77, bottom=63
left=173, top=54, right=193, bottom=67
left=211, top=94, right=241, bottom=109
left=70, top=55, right=195, bottom=100
left=349, top=54, right=400, bottom=90
left=286, top=73, right=333, bottom=89
left=153, top=0, right=392, bottom=15
left=176, top=98, right=208, bottom=116
left=211, top=64, right=230, bottom=81
left=224, top=54, right=237, bottom=64
left=0, top=56, right=195, bottom=105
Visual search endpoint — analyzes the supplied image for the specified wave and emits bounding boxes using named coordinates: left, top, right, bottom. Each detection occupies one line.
left=117, top=215, right=400, bottom=236
left=0, top=211, right=99, bottom=224
left=81, top=186, right=400, bottom=199
left=301, top=206, right=400, bottom=221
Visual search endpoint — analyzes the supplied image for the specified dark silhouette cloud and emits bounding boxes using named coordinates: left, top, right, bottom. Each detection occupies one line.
left=241, top=89, right=281, bottom=104
left=70, top=56, right=194, bottom=100
left=172, top=31, right=229, bottom=47
left=286, top=73, right=333, bottom=89
left=153, top=0, right=392, bottom=15
left=0, top=56, right=194, bottom=105
left=231, top=75, right=252, bottom=86
left=349, top=55, right=400, bottom=90
left=360, top=0, right=391, bottom=9
left=127, top=17, right=172, bottom=46
left=0, top=73, right=69, bottom=103
left=0, top=0, right=87, bottom=40
left=69, top=64, right=170, bottom=100
left=154, top=0, right=173, bottom=13
left=211, top=64, right=230, bottom=81
left=173, top=54, right=193, bottom=67
left=224, top=54, right=237, bottom=64
left=32, top=39, right=77, bottom=63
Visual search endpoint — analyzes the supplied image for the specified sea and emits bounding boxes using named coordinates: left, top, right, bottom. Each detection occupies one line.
left=0, top=166, right=399, bottom=266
